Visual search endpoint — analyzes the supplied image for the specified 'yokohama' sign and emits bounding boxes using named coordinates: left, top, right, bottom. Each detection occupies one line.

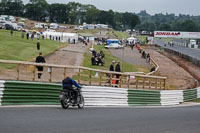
left=154, top=31, right=200, bottom=39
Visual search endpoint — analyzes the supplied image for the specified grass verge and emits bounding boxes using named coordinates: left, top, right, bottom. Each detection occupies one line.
left=83, top=45, right=149, bottom=73
left=193, top=99, right=200, bottom=102
left=0, top=29, right=65, bottom=68
left=107, top=30, right=130, bottom=39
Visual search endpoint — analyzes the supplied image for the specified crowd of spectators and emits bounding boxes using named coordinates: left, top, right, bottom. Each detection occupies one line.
left=91, top=50, right=105, bottom=66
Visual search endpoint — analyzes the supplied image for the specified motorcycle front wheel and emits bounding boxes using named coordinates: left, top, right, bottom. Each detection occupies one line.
left=77, top=96, right=84, bottom=109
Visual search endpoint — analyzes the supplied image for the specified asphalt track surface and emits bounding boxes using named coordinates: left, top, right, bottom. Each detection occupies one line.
left=155, top=39, right=200, bottom=60
left=0, top=106, right=200, bottom=133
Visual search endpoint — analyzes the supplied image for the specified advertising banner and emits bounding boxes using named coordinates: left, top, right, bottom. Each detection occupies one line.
left=154, top=31, right=200, bottom=39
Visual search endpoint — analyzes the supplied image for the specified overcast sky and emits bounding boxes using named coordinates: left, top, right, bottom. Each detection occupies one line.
left=23, top=0, right=200, bottom=16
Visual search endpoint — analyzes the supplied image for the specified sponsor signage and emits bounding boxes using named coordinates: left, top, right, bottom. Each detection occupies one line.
left=154, top=31, right=200, bottom=39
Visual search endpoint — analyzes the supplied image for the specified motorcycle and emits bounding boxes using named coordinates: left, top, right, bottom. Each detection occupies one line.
left=59, top=87, right=84, bottom=109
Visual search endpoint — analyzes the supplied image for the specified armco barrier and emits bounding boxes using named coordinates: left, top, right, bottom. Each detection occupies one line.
left=82, top=86, right=128, bottom=106
left=161, top=90, right=183, bottom=106
left=0, top=80, right=5, bottom=106
left=128, top=90, right=161, bottom=106
left=183, top=89, right=197, bottom=102
left=1, top=81, right=129, bottom=106
left=2, top=81, right=61, bottom=105
left=0, top=80, right=199, bottom=106
left=198, top=87, right=200, bottom=98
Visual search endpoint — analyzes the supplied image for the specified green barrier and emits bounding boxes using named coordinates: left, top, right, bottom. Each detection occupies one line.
left=183, top=89, right=197, bottom=102
left=2, top=81, right=62, bottom=105
left=128, top=90, right=161, bottom=106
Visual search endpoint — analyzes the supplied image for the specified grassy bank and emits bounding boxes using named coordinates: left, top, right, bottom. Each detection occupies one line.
left=83, top=45, right=149, bottom=73
left=107, top=30, right=130, bottom=39
left=194, top=99, right=200, bottom=102
left=0, top=29, right=65, bottom=68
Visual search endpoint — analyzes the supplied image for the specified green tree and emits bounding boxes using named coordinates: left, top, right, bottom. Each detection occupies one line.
left=85, top=7, right=99, bottom=24
left=137, top=21, right=156, bottom=32
left=122, top=12, right=140, bottom=30
left=181, top=20, right=198, bottom=32
left=48, top=3, right=69, bottom=23
left=67, top=2, right=82, bottom=24
left=0, top=0, right=24, bottom=16
left=159, top=22, right=172, bottom=31
left=25, top=0, right=48, bottom=21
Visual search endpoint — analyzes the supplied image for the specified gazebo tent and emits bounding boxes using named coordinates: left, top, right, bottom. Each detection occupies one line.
left=43, top=31, right=78, bottom=43
left=127, top=37, right=137, bottom=43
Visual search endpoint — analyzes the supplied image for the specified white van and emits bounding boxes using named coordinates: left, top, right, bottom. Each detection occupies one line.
left=50, top=23, right=59, bottom=29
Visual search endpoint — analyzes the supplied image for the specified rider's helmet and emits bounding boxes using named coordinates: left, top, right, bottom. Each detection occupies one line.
left=68, top=73, right=73, bottom=78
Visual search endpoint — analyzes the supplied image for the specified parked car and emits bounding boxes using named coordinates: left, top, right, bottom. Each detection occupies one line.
left=104, top=43, right=124, bottom=49
left=5, top=24, right=14, bottom=30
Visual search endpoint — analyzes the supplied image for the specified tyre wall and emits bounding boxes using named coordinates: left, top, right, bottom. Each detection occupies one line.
left=0, top=80, right=199, bottom=106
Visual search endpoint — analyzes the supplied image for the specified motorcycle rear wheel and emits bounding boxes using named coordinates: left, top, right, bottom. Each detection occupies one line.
left=61, top=98, right=69, bottom=109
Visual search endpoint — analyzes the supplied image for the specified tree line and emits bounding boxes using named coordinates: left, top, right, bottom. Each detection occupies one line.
left=136, top=10, right=200, bottom=32
left=0, top=0, right=140, bottom=30
left=1, top=0, right=200, bottom=32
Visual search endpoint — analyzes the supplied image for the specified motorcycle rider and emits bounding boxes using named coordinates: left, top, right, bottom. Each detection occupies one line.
left=62, top=74, right=81, bottom=104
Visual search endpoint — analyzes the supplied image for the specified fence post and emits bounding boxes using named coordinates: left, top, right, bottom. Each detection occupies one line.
left=164, top=79, right=166, bottom=90
left=33, top=65, right=36, bottom=81
left=119, top=75, right=122, bottom=88
left=136, top=77, right=138, bottom=89
left=127, top=75, right=130, bottom=89
left=149, top=78, right=152, bottom=89
left=143, top=77, right=145, bottom=89
left=110, top=74, right=112, bottom=87
left=89, top=70, right=92, bottom=85
left=78, top=68, right=81, bottom=84
left=16, top=64, right=20, bottom=81
left=99, top=72, right=102, bottom=86
left=64, top=67, right=66, bottom=79
left=155, top=78, right=158, bottom=90
left=49, top=67, right=52, bottom=83
left=160, top=79, right=162, bottom=89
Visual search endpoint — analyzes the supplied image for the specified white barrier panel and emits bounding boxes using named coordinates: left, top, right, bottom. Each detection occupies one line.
left=82, top=86, right=128, bottom=106
left=0, top=80, right=5, bottom=106
left=161, top=90, right=183, bottom=106
left=197, top=87, right=200, bottom=98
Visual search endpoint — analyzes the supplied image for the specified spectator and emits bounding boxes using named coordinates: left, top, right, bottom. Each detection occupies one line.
left=21, top=31, right=24, bottom=39
left=26, top=32, right=29, bottom=40
left=146, top=53, right=150, bottom=63
left=97, top=56, right=104, bottom=66
left=35, top=52, right=46, bottom=79
left=110, top=60, right=115, bottom=71
left=150, top=66, right=156, bottom=72
left=100, top=50, right=105, bottom=59
left=37, top=40, right=40, bottom=50
left=42, top=34, right=44, bottom=40
left=31, top=33, right=34, bottom=41
left=130, top=44, right=134, bottom=50
left=11, top=29, right=13, bottom=36
left=91, top=56, right=96, bottom=65
left=50, top=35, right=52, bottom=40
left=142, top=51, right=146, bottom=58
left=92, top=50, right=97, bottom=57
left=107, top=60, right=115, bottom=83
left=115, top=62, right=121, bottom=85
